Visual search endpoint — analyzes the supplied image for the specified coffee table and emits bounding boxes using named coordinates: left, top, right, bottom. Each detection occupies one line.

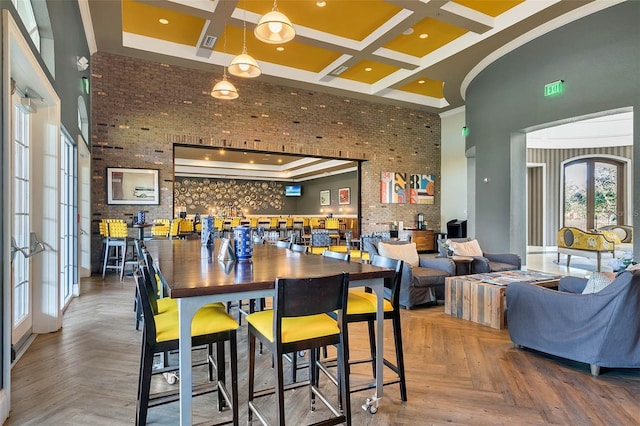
left=444, top=270, right=561, bottom=329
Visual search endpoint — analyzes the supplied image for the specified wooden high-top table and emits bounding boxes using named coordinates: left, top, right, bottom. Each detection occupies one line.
left=146, top=239, right=394, bottom=425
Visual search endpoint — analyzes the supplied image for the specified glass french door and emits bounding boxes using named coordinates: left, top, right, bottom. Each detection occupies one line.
left=60, top=132, right=77, bottom=308
left=563, top=158, right=624, bottom=230
left=11, top=99, right=32, bottom=346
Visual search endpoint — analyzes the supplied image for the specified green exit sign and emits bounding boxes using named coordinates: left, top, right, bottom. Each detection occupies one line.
left=544, top=80, right=564, bottom=97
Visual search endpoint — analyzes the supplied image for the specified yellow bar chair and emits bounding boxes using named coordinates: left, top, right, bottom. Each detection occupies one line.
left=246, top=273, right=351, bottom=426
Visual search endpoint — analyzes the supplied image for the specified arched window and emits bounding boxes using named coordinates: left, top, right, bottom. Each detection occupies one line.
left=11, top=0, right=40, bottom=51
left=563, top=158, right=626, bottom=230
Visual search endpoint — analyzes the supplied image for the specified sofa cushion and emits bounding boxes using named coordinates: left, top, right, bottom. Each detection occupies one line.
left=412, top=266, right=448, bottom=288
left=582, top=272, right=616, bottom=294
left=378, top=242, right=419, bottom=267
left=448, top=239, right=483, bottom=257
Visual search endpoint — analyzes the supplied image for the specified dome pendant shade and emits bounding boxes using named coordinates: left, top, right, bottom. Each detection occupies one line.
left=211, top=76, right=238, bottom=100
left=228, top=50, right=261, bottom=78
left=254, top=10, right=295, bottom=44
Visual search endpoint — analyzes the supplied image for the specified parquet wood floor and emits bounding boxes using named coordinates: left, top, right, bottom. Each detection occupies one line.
left=7, top=271, right=640, bottom=425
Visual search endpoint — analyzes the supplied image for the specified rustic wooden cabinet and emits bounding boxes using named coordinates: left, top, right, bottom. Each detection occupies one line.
left=398, top=229, right=435, bottom=252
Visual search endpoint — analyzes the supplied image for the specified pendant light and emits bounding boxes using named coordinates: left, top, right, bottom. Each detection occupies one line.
left=211, top=30, right=238, bottom=100
left=211, top=68, right=238, bottom=100
left=254, top=0, right=295, bottom=44
left=229, top=5, right=261, bottom=78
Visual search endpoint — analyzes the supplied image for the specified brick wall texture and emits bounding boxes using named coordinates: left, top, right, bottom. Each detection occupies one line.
left=91, top=52, right=441, bottom=271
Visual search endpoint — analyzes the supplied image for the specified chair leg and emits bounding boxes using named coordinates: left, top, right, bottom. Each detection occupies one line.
left=229, top=333, right=239, bottom=426
left=309, top=347, right=318, bottom=411
left=247, top=333, right=256, bottom=423
left=338, top=338, right=352, bottom=425
left=392, top=313, right=408, bottom=401
left=216, top=342, right=226, bottom=411
left=275, top=349, right=286, bottom=425
left=120, top=241, right=128, bottom=281
left=136, top=342, right=154, bottom=426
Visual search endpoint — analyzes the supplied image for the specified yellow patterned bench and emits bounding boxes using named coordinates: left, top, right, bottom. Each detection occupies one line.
left=557, top=227, right=617, bottom=271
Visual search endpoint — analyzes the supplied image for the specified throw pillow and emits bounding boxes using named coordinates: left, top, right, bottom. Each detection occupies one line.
left=449, top=239, right=483, bottom=257
left=378, top=242, right=419, bottom=267
left=582, top=272, right=616, bottom=294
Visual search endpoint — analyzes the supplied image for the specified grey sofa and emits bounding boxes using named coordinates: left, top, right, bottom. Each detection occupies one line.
left=362, top=236, right=455, bottom=309
left=437, top=237, right=521, bottom=273
left=506, top=270, right=640, bottom=375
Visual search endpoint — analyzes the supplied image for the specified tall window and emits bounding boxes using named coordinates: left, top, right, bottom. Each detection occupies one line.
left=60, top=133, right=77, bottom=308
left=13, top=104, right=30, bottom=331
left=563, top=158, right=624, bottom=230
left=11, top=0, right=40, bottom=51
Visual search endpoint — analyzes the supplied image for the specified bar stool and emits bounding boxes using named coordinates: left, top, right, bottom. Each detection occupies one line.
left=134, top=268, right=239, bottom=426
left=101, top=220, right=129, bottom=280
left=246, top=273, right=351, bottom=426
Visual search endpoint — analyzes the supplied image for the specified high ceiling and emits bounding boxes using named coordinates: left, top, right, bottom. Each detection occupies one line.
left=174, top=146, right=358, bottom=181
left=81, top=0, right=608, bottom=113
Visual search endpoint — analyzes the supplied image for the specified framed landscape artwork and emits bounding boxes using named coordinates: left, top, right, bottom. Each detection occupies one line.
left=339, top=187, right=350, bottom=205
left=320, top=190, right=331, bottom=206
left=107, top=167, right=159, bottom=205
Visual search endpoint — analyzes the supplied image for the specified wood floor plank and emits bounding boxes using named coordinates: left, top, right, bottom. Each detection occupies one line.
left=5, top=273, right=640, bottom=425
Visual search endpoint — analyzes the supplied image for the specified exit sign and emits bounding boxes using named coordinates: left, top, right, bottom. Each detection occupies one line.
left=544, top=80, right=564, bottom=97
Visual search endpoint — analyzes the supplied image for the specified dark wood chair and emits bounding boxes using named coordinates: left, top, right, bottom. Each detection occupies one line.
left=344, top=254, right=407, bottom=401
left=134, top=268, right=239, bottom=426
left=247, top=273, right=351, bottom=426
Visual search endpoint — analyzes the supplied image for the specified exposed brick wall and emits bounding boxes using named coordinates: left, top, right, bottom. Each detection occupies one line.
left=91, top=52, right=441, bottom=271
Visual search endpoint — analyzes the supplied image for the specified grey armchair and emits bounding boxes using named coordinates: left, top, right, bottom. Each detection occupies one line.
left=437, top=237, right=521, bottom=273
left=506, top=270, right=640, bottom=375
left=363, top=237, right=455, bottom=309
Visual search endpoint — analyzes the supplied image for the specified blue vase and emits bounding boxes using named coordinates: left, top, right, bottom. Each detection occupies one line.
left=137, top=210, right=145, bottom=224
left=234, top=225, right=253, bottom=260
left=201, top=215, right=214, bottom=246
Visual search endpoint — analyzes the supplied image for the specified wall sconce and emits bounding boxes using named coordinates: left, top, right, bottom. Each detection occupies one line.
left=483, top=177, right=490, bottom=183
left=462, top=126, right=469, bottom=137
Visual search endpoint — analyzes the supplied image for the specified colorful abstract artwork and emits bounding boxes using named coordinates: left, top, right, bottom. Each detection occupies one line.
left=380, top=172, right=407, bottom=203
left=409, top=174, right=435, bottom=204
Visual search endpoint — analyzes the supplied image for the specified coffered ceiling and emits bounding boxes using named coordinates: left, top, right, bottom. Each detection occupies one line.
left=81, top=0, right=611, bottom=113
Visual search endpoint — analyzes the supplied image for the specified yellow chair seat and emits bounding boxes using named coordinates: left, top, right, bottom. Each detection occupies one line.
left=347, top=292, right=393, bottom=314
left=310, top=247, right=328, bottom=255
left=154, top=307, right=238, bottom=343
left=247, top=310, right=339, bottom=343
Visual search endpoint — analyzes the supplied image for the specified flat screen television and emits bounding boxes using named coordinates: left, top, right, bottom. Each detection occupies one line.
left=285, top=185, right=302, bottom=197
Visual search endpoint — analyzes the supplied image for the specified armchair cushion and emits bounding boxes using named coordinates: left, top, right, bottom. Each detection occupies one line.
left=447, top=239, right=483, bottom=257
left=378, top=242, right=419, bottom=267
left=582, top=272, right=616, bottom=294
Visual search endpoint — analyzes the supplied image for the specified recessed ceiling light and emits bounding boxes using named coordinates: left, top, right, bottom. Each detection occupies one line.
left=418, top=80, right=425, bottom=84
left=277, top=159, right=283, bottom=163
left=249, top=160, right=254, bottom=164
left=365, top=67, right=372, bottom=72
left=276, top=46, right=285, bottom=52
left=316, top=1, right=326, bottom=7
left=204, top=156, right=210, bottom=160
left=159, top=18, right=169, bottom=25
left=402, top=28, right=414, bottom=35
left=419, top=33, right=428, bottom=39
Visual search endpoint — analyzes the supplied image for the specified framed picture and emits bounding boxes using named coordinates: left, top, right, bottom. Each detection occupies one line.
left=338, top=187, right=350, bottom=205
left=107, top=167, right=159, bottom=205
left=320, top=190, right=331, bottom=206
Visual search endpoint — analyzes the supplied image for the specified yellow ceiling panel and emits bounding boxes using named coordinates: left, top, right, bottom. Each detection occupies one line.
left=216, top=26, right=342, bottom=73
left=384, top=17, right=468, bottom=58
left=397, top=78, right=444, bottom=98
left=452, top=0, right=525, bottom=17
left=122, top=0, right=205, bottom=45
left=338, top=60, right=399, bottom=85
left=244, top=0, right=402, bottom=41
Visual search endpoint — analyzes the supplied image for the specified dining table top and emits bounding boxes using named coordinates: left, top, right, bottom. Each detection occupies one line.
left=145, top=238, right=394, bottom=299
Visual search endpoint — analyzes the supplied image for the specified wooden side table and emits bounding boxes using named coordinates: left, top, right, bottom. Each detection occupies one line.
left=450, top=255, right=473, bottom=275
